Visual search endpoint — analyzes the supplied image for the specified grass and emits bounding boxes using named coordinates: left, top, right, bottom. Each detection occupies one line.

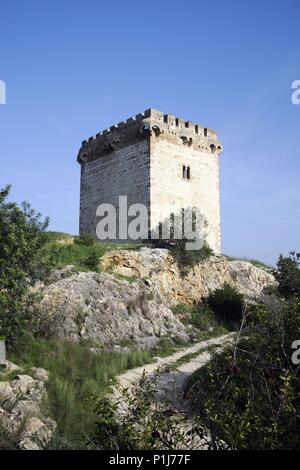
left=224, top=254, right=273, bottom=270
left=42, top=231, right=141, bottom=272
left=172, top=303, right=231, bottom=340
left=152, top=336, right=187, bottom=358
left=9, top=335, right=153, bottom=449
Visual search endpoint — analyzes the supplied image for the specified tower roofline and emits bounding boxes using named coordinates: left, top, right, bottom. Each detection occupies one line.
left=77, top=108, right=223, bottom=164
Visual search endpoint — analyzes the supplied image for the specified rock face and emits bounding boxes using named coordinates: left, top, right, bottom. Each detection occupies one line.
left=39, top=249, right=275, bottom=350
left=100, top=248, right=276, bottom=304
left=41, top=272, right=189, bottom=349
left=0, top=362, right=56, bottom=450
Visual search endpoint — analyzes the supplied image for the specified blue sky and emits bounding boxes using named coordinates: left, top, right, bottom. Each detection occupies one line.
left=0, top=0, right=299, bottom=265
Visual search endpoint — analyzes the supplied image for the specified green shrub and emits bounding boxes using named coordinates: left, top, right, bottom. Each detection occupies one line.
left=274, top=252, right=300, bottom=299
left=189, top=304, right=217, bottom=330
left=0, top=185, right=49, bottom=347
left=206, top=283, right=245, bottom=323
left=93, top=371, right=208, bottom=450
left=83, top=251, right=99, bottom=271
left=145, top=209, right=213, bottom=275
left=169, top=240, right=213, bottom=274
left=42, top=233, right=139, bottom=272
left=187, top=298, right=300, bottom=450
left=75, top=233, right=95, bottom=246
left=147, top=238, right=213, bottom=275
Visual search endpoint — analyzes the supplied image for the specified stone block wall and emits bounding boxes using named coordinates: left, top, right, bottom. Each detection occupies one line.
left=77, top=108, right=222, bottom=253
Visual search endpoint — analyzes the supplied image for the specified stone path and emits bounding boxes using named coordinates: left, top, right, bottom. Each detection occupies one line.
left=117, top=332, right=235, bottom=392
left=114, top=332, right=235, bottom=450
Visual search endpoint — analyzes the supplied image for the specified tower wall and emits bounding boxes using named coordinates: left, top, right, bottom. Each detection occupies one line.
left=79, top=140, right=150, bottom=239
left=77, top=108, right=222, bottom=253
left=150, top=137, right=221, bottom=254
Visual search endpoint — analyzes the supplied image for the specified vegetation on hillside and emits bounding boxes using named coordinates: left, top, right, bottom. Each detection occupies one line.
left=0, top=185, right=49, bottom=347
left=42, top=231, right=141, bottom=272
left=224, top=254, right=273, bottom=270
left=9, top=335, right=153, bottom=449
left=186, top=254, right=300, bottom=450
left=2, top=185, right=300, bottom=450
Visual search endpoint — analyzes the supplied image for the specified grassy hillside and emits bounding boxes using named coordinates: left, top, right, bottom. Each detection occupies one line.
left=42, top=231, right=141, bottom=271
left=223, top=254, right=273, bottom=270
left=10, top=336, right=153, bottom=449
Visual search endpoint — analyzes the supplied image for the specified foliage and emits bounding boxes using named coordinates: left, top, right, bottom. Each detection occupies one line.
left=187, top=298, right=300, bottom=450
left=43, top=232, right=140, bottom=272
left=273, top=251, right=300, bottom=299
left=224, top=254, right=272, bottom=270
left=206, top=283, right=245, bottom=323
left=169, top=240, right=213, bottom=275
left=147, top=238, right=213, bottom=275
left=145, top=209, right=213, bottom=275
left=93, top=371, right=212, bottom=450
left=75, top=233, right=95, bottom=246
left=10, top=335, right=153, bottom=449
left=172, top=302, right=229, bottom=339
left=83, top=251, right=100, bottom=271
left=0, top=185, right=49, bottom=347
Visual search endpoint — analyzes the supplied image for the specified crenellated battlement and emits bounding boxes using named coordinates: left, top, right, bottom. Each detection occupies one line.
left=77, top=108, right=222, bottom=164
left=77, top=107, right=222, bottom=254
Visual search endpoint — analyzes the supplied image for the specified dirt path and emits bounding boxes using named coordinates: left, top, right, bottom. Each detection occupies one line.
left=117, top=332, right=235, bottom=391
left=113, top=332, right=235, bottom=449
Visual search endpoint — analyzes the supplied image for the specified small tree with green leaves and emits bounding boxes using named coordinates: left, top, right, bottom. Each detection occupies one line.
left=0, top=185, right=49, bottom=348
left=274, top=252, right=300, bottom=299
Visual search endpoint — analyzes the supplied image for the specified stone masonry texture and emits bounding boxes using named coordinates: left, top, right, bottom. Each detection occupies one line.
left=77, top=108, right=222, bottom=253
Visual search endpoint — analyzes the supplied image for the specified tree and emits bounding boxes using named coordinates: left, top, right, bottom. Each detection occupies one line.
left=0, top=185, right=49, bottom=347
left=274, top=252, right=300, bottom=299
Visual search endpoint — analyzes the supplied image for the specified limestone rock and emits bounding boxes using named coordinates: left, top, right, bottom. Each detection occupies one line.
left=0, top=382, right=17, bottom=410
left=0, top=361, right=56, bottom=450
left=40, top=249, right=275, bottom=350
left=41, top=271, right=189, bottom=348
left=100, top=248, right=276, bottom=304
left=1, top=360, right=24, bottom=375
left=19, top=416, right=57, bottom=450
left=31, top=367, right=49, bottom=383
left=48, top=265, right=78, bottom=284
left=99, top=247, right=170, bottom=278
left=11, top=375, right=38, bottom=395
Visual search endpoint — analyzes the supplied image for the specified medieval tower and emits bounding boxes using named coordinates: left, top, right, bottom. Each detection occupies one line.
left=77, top=108, right=222, bottom=253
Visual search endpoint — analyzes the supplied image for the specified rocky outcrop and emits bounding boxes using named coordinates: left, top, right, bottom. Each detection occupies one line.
left=39, top=249, right=275, bottom=350
left=40, top=272, right=189, bottom=349
left=0, top=362, right=56, bottom=450
left=100, top=248, right=276, bottom=304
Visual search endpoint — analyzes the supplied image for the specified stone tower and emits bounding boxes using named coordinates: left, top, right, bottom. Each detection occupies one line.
left=77, top=108, right=222, bottom=253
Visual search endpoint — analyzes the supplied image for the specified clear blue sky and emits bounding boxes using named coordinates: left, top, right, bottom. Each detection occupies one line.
left=1, top=0, right=299, bottom=266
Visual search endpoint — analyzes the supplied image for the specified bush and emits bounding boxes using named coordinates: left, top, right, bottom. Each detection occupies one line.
left=148, top=238, right=213, bottom=275
left=75, top=233, right=95, bottom=246
left=145, top=209, right=213, bottom=275
left=0, top=185, right=49, bottom=347
left=187, top=298, right=300, bottom=450
left=93, top=371, right=209, bottom=450
left=206, top=283, right=245, bottom=323
left=170, top=240, right=213, bottom=274
left=83, top=251, right=99, bottom=271
left=274, top=252, right=300, bottom=299
left=189, top=304, right=218, bottom=330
